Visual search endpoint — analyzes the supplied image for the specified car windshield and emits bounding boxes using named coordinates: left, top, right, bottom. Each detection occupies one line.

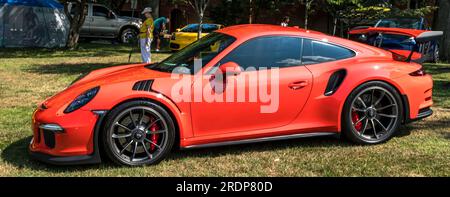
left=375, top=18, right=421, bottom=29
left=146, top=32, right=236, bottom=74
left=181, top=24, right=220, bottom=33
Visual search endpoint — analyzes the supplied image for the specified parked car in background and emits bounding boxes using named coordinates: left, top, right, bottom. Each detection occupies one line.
left=349, top=17, right=440, bottom=62
left=170, top=24, right=224, bottom=51
left=68, top=3, right=142, bottom=43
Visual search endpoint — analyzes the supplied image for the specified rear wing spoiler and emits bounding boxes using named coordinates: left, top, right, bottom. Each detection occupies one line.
left=349, top=27, right=443, bottom=62
left=415, top=31, right=444, bottom=43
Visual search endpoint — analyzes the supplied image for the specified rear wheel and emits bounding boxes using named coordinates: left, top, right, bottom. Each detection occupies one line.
left=432, top=44, right=440, bottom=63
left=342, top=81, right=403, bottom=144
left=102, top=100, right=175, bottom=166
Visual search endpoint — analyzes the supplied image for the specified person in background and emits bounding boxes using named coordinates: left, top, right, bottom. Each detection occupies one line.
left=153, top=17, right=170, bottom=52
left=281, top=16, right=290, bottom=27
left=139, top=7, right=154, bottom=63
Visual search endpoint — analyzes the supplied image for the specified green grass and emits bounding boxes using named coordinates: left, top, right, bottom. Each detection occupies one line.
left=0, top=43, right=449, bottom=176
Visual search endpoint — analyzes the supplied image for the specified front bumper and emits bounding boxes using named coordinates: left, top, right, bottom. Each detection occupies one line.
left=28, top=109, right=107, bottom=165
left=29, top=148, right=100, bottom=165
left=169, top=40, right=191, bottom=50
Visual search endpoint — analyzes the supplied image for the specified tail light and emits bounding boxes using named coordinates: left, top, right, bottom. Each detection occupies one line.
left=409, top=68, right=427, bottom=76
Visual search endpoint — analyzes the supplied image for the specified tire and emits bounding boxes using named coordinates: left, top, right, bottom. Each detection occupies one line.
left=102, top=100, right=176, bottom=166
left=342, top=81, right=403, bottom=144
left=432, top=44, right=440, bottom=63
left=120, top=28, right=138, bottom=44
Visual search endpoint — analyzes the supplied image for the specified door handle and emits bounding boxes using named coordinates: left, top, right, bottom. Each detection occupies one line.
left=288, top=81, right=308, bottom=90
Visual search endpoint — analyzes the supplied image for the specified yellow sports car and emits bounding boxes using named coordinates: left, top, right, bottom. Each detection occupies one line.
left=170, top=23, right=224, bottom=51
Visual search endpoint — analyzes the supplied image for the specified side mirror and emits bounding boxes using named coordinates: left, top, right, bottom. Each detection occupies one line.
left=219, top=62, right=242, bottom=76
left=210, top=62, right=241, bottom=93
left=108, top=11, right=115, bottom=19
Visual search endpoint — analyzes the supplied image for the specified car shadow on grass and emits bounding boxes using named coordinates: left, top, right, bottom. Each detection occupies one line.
left=1, top=127, right=416, bottom=173
left=0, top=43, right=135, bottom=59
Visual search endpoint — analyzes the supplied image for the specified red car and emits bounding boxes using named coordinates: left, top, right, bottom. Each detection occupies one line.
left=349, top=19, right=443, bottom=63
left=30, top=24, right=434, bottom=166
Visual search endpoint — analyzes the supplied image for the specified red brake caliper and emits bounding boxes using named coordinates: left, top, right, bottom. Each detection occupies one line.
left=149, top=119, right=159, bottom=151
left=351, top=110, right=363, bottom=132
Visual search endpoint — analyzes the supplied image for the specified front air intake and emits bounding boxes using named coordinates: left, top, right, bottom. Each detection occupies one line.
left=132, top=80, right=153, bottom=92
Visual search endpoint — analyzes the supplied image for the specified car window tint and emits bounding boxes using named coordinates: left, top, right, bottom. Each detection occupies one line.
left=219, top=36, right=302, bottom=70
left=93, top=6, right=109, bottom=17
left=302, top=39, right=355, bottom=65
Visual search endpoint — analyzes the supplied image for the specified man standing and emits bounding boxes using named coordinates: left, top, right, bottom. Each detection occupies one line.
left=281, top=16, right=290, bottom=27
left=140, top=7, right=154, bottom=63
left=153, top=17, right=170, bottom=52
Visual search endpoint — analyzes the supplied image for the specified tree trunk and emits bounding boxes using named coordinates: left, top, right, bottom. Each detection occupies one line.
left=333, top=17, right=337, bottom=36
left=434, top=0, right=450, bottom=62
left=249, top=0, right=253, bottom=24
left=198, top=13, right=203, bottom=40
left=63, top=0, right=88, bottom=49
left=304, top=4, right=309, bottom=29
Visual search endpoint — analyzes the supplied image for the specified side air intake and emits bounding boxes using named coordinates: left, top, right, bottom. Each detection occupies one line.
left=132, top=80, right=153, bottom=92
left=324, top=70, right=346, bottom=96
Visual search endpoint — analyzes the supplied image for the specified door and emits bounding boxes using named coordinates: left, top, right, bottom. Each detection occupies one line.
left=190, top=36, right=313, bottom=136
left=90, top=5, right=117, bottom=37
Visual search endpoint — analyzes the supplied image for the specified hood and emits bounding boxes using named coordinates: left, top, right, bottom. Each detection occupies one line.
left=43, top=64, right=171, bottom=109
left=118, top=16, right=141, bottom=22
left=73, top=63, right=172, bottom=87
left=174, top=32, right=207, bottom=40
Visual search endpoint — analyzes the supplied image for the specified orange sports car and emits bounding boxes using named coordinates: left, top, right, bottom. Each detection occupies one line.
left=30, top=24, right=436, bottom=166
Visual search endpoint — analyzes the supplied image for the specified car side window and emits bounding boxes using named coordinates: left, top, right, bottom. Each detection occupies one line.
left=302, top=39, right=355, bottom=65
left=219, top=36, right=302, bottom=70
left=93, top=6, right=109, bottom=17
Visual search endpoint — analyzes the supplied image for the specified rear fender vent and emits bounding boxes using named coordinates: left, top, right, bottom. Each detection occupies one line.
left=132, top=80, right=154, bottom=92
left=324, top=69, right=347, bottom=96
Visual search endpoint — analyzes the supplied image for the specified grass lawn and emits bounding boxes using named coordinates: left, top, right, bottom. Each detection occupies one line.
left=0, top=43, right=449, bottom=177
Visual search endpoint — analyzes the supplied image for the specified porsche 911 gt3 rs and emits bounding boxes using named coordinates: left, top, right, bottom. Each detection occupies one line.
left=29, top=24, right=434, bottom=166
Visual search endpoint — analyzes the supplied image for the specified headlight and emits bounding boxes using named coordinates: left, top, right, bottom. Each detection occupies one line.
left=70, top=72, right=90, bottom=86
left=64, top=87, right=100, bottom=113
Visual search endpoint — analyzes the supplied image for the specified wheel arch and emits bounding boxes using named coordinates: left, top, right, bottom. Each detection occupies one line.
left=118, top=25, right=139, bottom=38
left=96, top=94, right=184, bottom=156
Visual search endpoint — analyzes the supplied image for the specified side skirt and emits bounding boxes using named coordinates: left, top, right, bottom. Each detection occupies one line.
left=182, top=132, right=338, bottom=149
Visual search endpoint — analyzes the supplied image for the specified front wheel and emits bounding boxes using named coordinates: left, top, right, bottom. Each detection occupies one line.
left=120, top=28, right=138, bottom=44
left=102, top=100, right=176, bottom=166
left=342, top=81, right=403, bottom=144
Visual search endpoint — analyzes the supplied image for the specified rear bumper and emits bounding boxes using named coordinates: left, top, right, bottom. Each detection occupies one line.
left=401, top=94, right=433, bottom=124
left=405, top=107, right=433, bottom=123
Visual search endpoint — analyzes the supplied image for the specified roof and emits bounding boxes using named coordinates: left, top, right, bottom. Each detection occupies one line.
left=217, top=24, right=324, bottom=39
left=0, top=0, right=63, bottom=8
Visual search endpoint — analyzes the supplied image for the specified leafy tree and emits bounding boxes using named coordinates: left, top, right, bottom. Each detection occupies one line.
left=172, top=0, right=210, bottom=39
left=434, top=0, right=450, bottom=62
